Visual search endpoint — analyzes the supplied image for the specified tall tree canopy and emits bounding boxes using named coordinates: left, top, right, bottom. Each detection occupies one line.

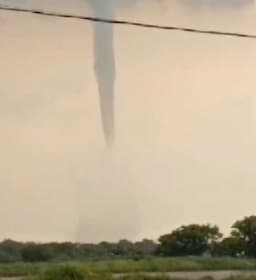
left=157, top=224, right=222, bottom=256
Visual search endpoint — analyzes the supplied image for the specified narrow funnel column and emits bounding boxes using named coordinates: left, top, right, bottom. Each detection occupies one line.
left=92, top=3, right=116, bottom=146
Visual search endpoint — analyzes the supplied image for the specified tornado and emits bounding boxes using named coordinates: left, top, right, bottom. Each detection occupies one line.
left=89, top=0, right=163, bottom=145
left=90, top=1, right=116, bottom=146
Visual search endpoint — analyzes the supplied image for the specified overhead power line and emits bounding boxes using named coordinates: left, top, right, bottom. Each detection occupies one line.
left=1, top=5, right=256, bottom=39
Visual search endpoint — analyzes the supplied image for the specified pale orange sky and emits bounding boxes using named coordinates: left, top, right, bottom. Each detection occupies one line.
left=0, top=0, right=256, bottom=243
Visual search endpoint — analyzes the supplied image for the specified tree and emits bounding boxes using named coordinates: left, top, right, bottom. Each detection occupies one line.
left=21, top=243, right=52, bottom=262
left=157, top=224, right=222, bottom=257
left=134, top=239, right=157, bottom=256
left=112, top=239, right=135, bottom=257
left=0, top=239, right=23, bottom=262
left=232, top=216, right=256, bottom=257
left=212, top=237, right=246, bottom=257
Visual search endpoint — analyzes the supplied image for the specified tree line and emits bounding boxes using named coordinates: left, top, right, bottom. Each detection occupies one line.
left=0, top=215, right=256, bottom=263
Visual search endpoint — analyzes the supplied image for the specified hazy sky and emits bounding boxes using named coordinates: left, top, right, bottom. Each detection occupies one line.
left=1, top=0, right=256, bottom=243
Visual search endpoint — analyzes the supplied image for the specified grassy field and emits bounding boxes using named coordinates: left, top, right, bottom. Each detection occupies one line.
left=26, top=268, right=256, bottom=280
left=0, top=257, right=256, bottom=278
left=119, top=277, right=256, bottom=280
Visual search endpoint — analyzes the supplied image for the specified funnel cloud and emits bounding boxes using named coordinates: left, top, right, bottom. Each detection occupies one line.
left=90, top=1, right=116, bottom=145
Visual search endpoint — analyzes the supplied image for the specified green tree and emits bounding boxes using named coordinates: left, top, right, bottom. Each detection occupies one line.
left=232, top=215, right=256, bottom=257
left=0, top=239, right=23, bottom=262
left=212, top=237, right=246, bottom=257
left=21, top=243, right=52, bottom=262
left=157, top=224, right=222, bottom=256
left=134, top=239, right=157, bottom=255
left=112, top=239, right=135, bottom=257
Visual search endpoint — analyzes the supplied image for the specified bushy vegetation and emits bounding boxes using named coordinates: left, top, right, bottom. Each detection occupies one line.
left=37, top=266, right=84, bottom=280
left=1, top=216, right=256, bottom=264
left=0, top=239, right=157, bottom=263
left=0, top=257, right=256, bottom=277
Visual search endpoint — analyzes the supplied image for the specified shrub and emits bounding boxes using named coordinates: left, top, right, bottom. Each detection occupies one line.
left=39, top=266, right=84, bottom=280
